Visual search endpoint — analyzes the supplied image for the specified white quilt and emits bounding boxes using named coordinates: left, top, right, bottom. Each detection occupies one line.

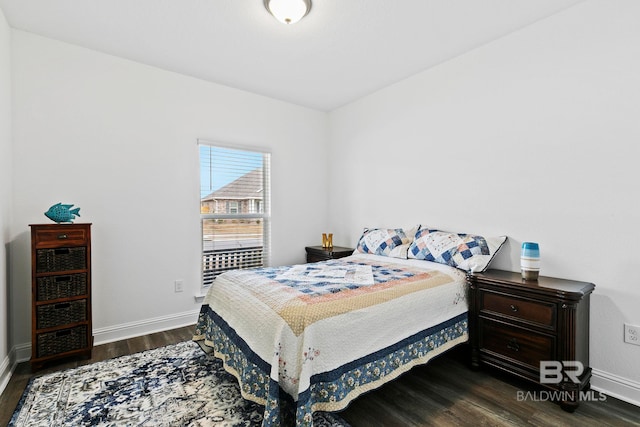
left=193, top=253, right=469, bottom=426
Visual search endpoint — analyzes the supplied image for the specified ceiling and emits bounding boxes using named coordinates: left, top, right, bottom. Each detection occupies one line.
left=0, top=0, right=583, bottom=111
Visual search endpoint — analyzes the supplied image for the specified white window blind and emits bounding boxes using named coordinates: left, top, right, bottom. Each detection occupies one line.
left=199, top=142, right=271, bottom=288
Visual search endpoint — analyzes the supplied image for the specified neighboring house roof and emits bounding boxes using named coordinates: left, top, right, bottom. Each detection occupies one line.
left=202, top=168, right=264, bottom=201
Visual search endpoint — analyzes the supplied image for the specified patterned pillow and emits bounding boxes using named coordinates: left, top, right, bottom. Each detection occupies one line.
left=408, top=227, right=507, bottom=272
left=355, top=226, right=418, bottom=259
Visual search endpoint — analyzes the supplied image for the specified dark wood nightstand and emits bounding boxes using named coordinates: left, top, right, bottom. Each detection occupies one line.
left=305, top=246, right=354, bottom=263
left=468, top=269, right=594, bottom=412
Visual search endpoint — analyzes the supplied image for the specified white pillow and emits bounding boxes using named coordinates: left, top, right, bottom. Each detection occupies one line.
left=408, top=227, right=506, bottom=272
left=355, top=226, right=419, bottom=259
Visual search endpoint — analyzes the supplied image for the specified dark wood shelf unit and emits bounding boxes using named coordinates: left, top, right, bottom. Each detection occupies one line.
left=29, top=223, right=93, bottom=369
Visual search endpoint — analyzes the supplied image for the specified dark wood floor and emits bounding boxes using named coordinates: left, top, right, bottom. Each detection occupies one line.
left=2, top=326, right=639, bottom=426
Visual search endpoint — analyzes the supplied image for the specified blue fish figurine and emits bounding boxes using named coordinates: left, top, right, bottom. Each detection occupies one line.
left=44, top=203, right=81, bottom=223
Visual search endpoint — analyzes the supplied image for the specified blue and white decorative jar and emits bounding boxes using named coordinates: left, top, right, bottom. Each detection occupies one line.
left=521, top=242, right=540, bottom=281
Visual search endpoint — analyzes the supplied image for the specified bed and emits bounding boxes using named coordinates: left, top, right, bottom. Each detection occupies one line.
left=193, top=226, right=506, bottom=426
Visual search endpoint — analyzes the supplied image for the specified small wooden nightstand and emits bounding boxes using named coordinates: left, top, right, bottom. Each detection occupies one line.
left=305, top=246, right=354, bottom=263
left=468, top=269, right=594, bottom=412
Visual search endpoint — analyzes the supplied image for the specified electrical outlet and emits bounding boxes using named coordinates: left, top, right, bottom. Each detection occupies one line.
left=624, top=324, right=640, bottom=346
left=174, top=280, right=184, bottom=293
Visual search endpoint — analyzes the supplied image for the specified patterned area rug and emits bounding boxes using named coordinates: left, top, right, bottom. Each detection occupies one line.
left=10, top=341, right=350, bottom=427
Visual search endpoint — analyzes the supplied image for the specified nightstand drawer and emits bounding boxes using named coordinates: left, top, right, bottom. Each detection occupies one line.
left=482, top=291, right=556, bottom=328
left=480, top=319, right=555, bottom=371
left=34, top=227, right=88, bottom=247
left=307, top=252, right=331, bottom=262
left=305, top=246, right=354, bottom=263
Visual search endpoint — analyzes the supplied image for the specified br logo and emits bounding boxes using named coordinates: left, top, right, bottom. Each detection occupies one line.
left=540, top=361, right=584, bottom=384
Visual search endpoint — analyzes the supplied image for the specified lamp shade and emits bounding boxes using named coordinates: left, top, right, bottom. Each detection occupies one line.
left=265, top=0, right=311, bottom=24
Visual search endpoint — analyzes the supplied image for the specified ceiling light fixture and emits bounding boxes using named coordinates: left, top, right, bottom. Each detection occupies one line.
left=264, top=0, right=311, bottom=25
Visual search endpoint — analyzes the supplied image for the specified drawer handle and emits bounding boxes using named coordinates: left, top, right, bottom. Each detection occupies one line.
left=55, top=302, right=71, bottom=310
left=56, top=330, right=71, bottom=337
left=54, top=248, right=70, bottom=255
left=510, top=304, right=519, bottom=312
left=507, top=338, right=520, bottom=352
left=58, top=234, right=68, bottom=239
left=54, top=275, right=71, bottom=283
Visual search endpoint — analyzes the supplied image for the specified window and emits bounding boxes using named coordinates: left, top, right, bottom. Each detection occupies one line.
left=199, top=142, right=271, bottom=287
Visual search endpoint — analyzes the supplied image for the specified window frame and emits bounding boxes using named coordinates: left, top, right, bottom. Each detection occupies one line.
left=198, top=140, right=271, bottom=289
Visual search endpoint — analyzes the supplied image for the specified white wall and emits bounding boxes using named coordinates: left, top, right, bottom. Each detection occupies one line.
left=0, top=7, right=12, bottom=391
left=328, top=0, right=640, bottom=404
left=10, top=30, right=328, bottom=353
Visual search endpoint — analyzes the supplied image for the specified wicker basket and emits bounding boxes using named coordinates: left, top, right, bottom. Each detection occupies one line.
left=36, top=325, right=88, bottom=358
left=36, top=299, right=87, bottom=329
left=36, top=247, right=86, bottom=273
left=36, top=273, right=88, bottom=301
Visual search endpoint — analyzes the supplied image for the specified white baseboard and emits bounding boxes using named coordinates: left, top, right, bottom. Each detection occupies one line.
left=0, top=342, right=29, bottom=399
left=0, top=353, right=13, bottom=399
left=92, top=309, right=200, bottom=346
left=11, top=309, right=200, bottom=364
left=10, top=342, right=31, bottom=368
left=592, top=368, right=640, bottom=407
